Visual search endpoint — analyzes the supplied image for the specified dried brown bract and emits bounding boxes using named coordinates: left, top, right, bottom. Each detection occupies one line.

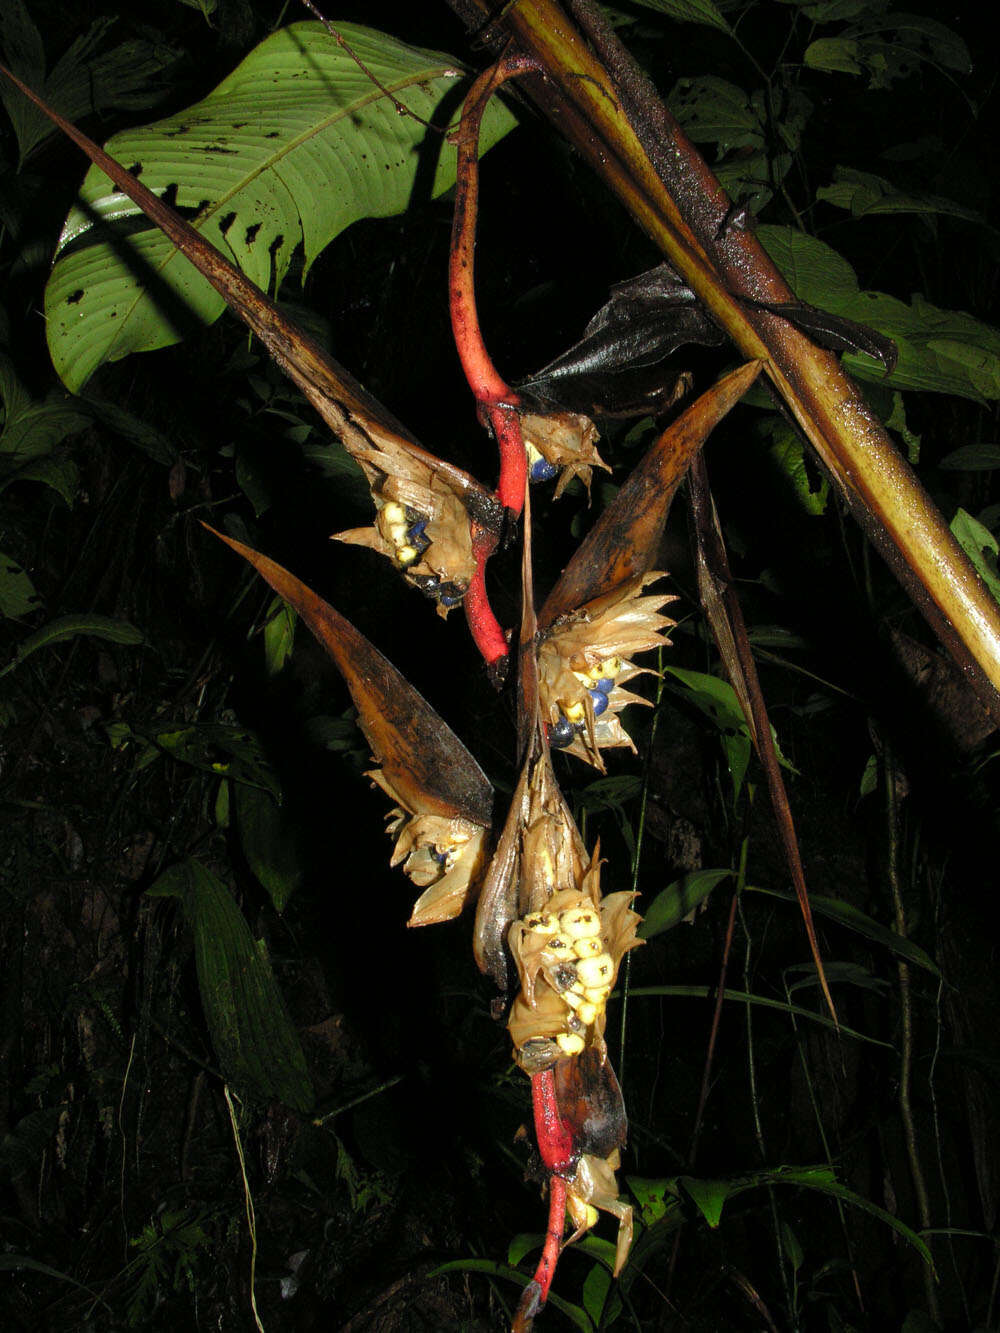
left=538, top=572, right=676, bottom=768
left=333, top=435, right=486, bottom=617
left=370, top=770, right=490, bottom=927
left=519, top=408, right=608, bottom=498
left=564, top=1147, right=634, bottom=1276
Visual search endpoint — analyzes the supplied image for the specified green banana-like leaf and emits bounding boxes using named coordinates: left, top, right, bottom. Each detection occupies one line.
left=148, top=858, right=314, bottom=1111
left=45, top=21, right=516, bottom=392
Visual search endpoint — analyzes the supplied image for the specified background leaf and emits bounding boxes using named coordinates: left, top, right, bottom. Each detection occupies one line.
left=759, top=225, right=1000, bottom=401
left=1, top=352, right=89, bottom=501
left=629, top=0, right=732, bottom=34
left=746, top=883, right=942, bottom=976
left=232, top=782, right=303, bottom=913
left=44, top=21, right=516, bottom=391
left=817, top=166, right=986, bottom=224
left=0, top=548, right=41, bottom=620
left=147, top=859, right=314, bottom=1110
left=0, top=0, right=179, bottom=167
left=1, top=611, right=142, bottom=673
left=949, top=508, right=1000, bottom=605
left=640, top=869, right=732, bottom=938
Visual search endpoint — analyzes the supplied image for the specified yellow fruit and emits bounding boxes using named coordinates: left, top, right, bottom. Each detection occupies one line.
left=584, top=986, right=609, bottom=1005
left=576, top=954, right=614, bottom=988
left=381, top=501, right=406, bottom=525
left=524, top=913, right=558, bottom=936
left=577, top=1001, right=599, bottom=1025
left=556, top=1032, right=585, bottom=1056
left=573, top=937, right=604, bottom=958
left=560, top=908, right=601, bottom=940
left=397, top=545, right=418, bottom=566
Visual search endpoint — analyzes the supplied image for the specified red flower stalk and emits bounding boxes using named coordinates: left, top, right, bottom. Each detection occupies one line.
left=464, top=520, right=510, bottom=678
left=449, top=55, right=539, bottom=516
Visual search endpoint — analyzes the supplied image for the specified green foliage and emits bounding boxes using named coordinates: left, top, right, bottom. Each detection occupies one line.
left=122, top=1208, right=213, bottom=1327
left=950, top=507, right=1000, bottom=604
left=232, top=781, right=303, bottom=913
left=801, top=11, right=969, bottom=89
left=147, top=859, right=314, bottom=1111
left=630, top=1165, right=933, bottom=1265
left=746, top=884, right=941, bottom=975
left=816, top=165, right=987, bottom=224
left=44, top=21, right=517, bottom=391
left=759, top=226, right=1000, bottom=401
left=0, top=547, right=40, bottom=619
left=629, top=0, right=732, bottom=35
left=639, top=868, right=732, bottom=937
left=0, top=352, right=89, bottom=503
left=0, top=1106, right=62, bottom=1179
left=0, top=0, right=179, bottom=167
left=0, top=610, right=144, bottom=668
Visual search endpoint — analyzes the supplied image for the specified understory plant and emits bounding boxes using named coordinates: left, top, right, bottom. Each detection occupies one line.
left=3, top=1, right=1000, bottom=1329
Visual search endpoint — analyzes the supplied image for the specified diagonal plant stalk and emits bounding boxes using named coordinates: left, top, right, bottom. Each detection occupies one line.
left=444, top=0, right=1000, bottom=719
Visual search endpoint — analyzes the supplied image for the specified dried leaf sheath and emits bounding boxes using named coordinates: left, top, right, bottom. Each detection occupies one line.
left=207, top=527, right=493, bottom=924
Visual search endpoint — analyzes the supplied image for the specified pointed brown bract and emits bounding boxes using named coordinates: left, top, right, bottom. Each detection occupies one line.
left=687, top=457, right=838, bottom=1024
left=206, top=527, right=493, bottom=923
left=538, top=362, right=763, bottom=632
left=332, top=433, right=500, bottom=618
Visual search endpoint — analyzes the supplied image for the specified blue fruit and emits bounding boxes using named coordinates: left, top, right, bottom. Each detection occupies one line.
left=588, top=689, right=609, bottom=716
left=548, top=718, right=575, bottom=748
left=593, top=676, right=614, bottom=694
left=530, top=457, right=559, bottom=482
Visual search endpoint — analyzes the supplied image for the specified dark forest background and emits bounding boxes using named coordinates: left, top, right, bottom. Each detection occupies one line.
left=2, top=1, right=1000, bottom=1328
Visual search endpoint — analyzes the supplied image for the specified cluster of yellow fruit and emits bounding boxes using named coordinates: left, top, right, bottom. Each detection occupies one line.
left=376, top=500, right=429, bottom=570
left=521, top=901, right=616, bottom=1056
